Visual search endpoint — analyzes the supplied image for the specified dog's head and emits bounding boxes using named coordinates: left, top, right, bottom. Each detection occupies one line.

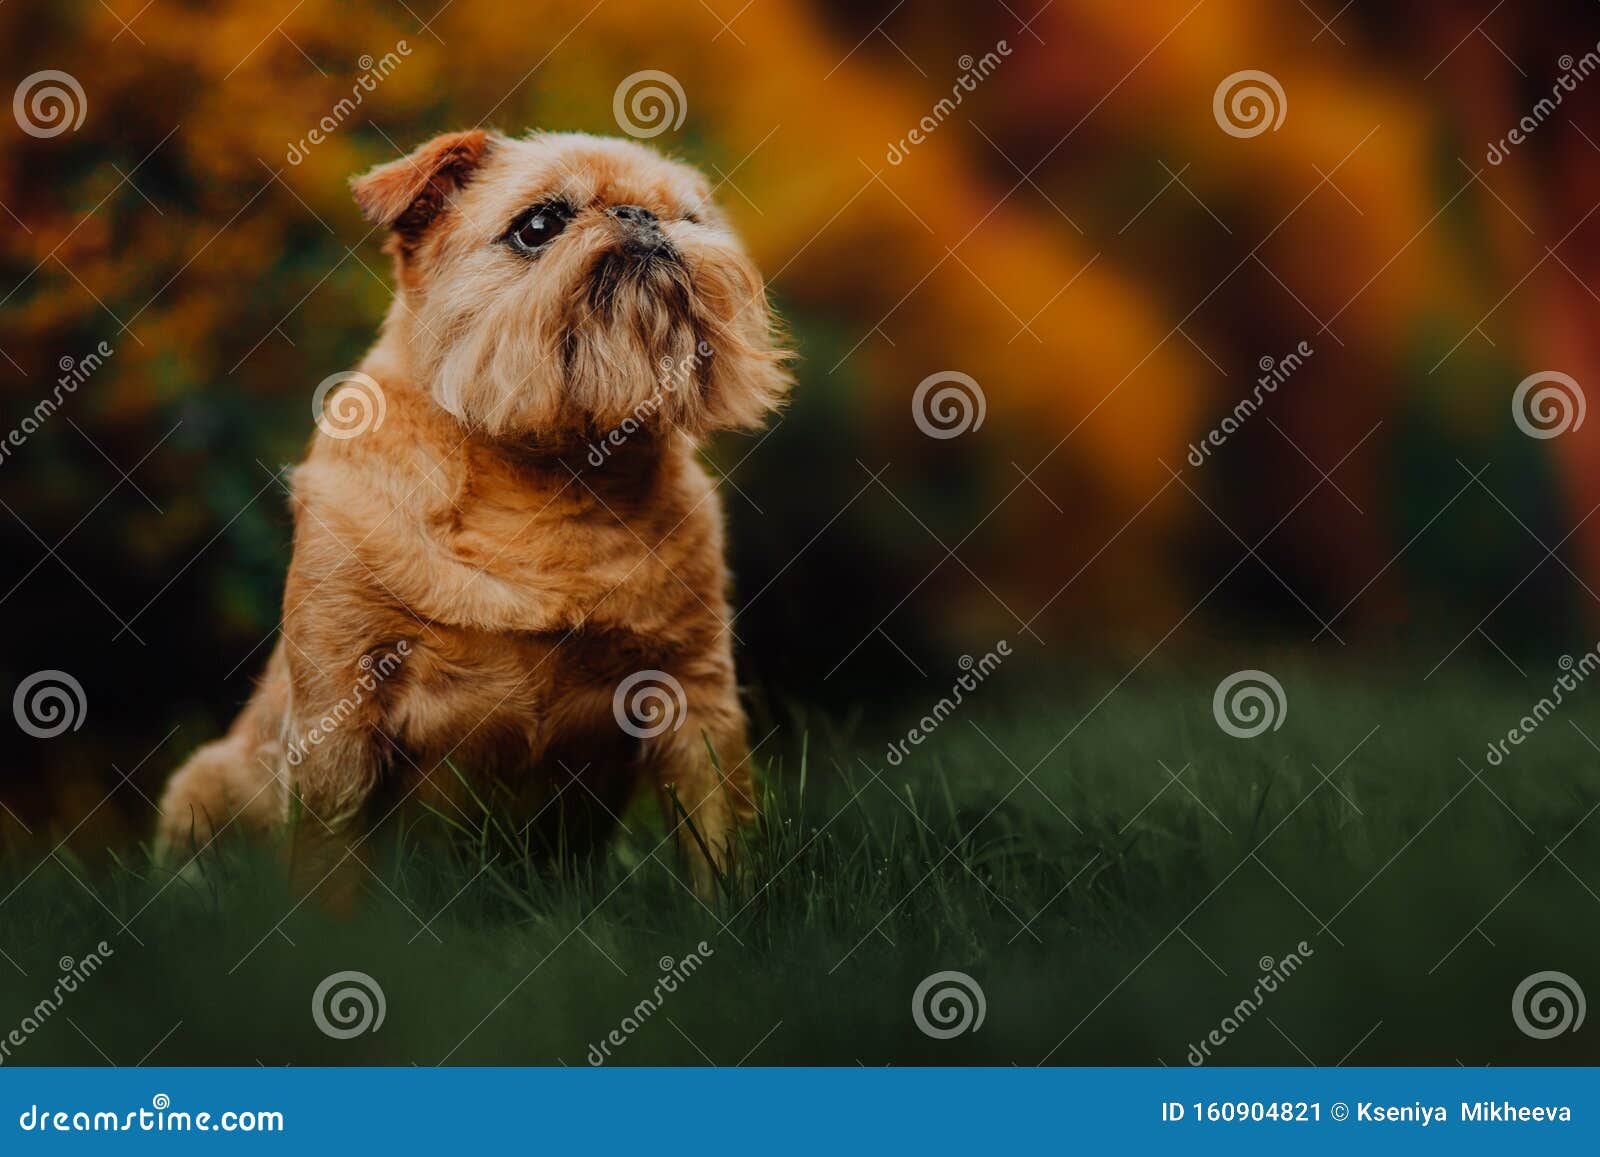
left=353, top=130, right=790, bottom=442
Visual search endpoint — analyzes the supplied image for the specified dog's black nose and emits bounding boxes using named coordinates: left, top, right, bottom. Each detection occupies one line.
left=609, top=204, right=658, bottom=226
left=610, top=204, right=671, bottom=257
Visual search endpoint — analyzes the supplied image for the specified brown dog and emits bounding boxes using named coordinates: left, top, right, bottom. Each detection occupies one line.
left=156, top=129, right=791, bottom=898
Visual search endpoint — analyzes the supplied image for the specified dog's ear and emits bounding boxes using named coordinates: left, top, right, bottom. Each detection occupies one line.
left=351, top=129, right=492, bottom=237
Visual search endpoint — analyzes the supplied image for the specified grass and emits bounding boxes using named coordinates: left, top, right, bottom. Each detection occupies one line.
left=0, top=662, right=1597, bottom=1066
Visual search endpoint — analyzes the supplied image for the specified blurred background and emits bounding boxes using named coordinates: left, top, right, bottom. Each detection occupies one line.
left=3, top=0, right=1600, bottom=845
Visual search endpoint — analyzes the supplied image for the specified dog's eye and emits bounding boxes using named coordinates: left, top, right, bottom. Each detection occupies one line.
left=506, top=204, right=572, bottom=254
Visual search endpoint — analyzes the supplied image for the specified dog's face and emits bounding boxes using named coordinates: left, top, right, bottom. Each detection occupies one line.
left=352, top=130, right=790, bottom=442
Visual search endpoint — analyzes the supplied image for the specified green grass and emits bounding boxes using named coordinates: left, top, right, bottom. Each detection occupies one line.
left=1, top=664, right=1597, bottom=1066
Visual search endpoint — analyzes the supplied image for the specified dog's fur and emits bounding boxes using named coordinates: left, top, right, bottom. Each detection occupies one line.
left=156, top=129, right=791, bottom=896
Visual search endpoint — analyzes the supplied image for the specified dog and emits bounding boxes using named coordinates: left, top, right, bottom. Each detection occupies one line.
left=156, top=129, right=791, bottom=898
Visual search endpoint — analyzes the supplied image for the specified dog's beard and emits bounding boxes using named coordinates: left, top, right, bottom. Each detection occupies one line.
left=573, top=251, right=699, bottom=389
left=585, top=249, right=691, bottom=316
left=557, top=249, right=706, bottom=436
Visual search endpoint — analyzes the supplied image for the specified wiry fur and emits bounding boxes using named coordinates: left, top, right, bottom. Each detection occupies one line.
left=157, top=130, right=792, bottom=898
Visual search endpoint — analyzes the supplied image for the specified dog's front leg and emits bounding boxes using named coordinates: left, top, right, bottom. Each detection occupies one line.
left=636, top=667, right=757, bottom=900
left=282, top=716, right=380, bottom=910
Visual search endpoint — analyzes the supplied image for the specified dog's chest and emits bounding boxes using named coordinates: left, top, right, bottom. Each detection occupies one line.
left=431, top=452, right=718, bottom=634
left=441, top=502, right=669, bottom=630
left=386, top=617, right=662, bottom=763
